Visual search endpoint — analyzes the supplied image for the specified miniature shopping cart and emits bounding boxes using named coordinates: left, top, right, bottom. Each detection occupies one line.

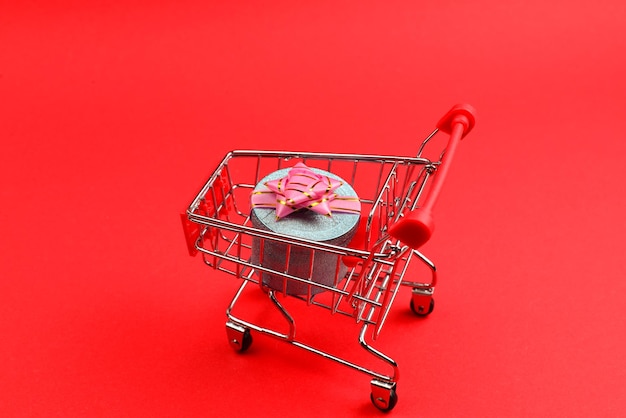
left=181, top=104, right=476, bottom=411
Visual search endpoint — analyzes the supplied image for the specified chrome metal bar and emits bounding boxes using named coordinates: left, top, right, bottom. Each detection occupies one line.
left=416, top=128, right=439, bottom=157
left=359, top=320, right=399, bottom=381
left=229, top=149, right=431, bottom=165
left=268, top=290, right=296, bottom=341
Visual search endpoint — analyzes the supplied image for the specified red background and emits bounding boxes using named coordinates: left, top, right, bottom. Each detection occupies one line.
left=2, top=1, right=626, bottom=416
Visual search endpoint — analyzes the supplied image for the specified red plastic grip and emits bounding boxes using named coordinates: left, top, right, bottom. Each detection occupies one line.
left=436, top=103, right=476, bottom=139
left=388, top=207, right=434, bottom=250
left=388, top=104, right=476, bottom=249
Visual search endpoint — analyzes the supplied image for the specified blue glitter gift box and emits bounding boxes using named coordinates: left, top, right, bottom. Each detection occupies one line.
left=250, top=166, right=361, bottom=295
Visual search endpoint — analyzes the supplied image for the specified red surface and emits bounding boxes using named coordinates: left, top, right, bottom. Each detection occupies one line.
left=2, top=1, right=626, bottom=416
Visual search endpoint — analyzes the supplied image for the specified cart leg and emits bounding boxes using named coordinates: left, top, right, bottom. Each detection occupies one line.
left=358, top=321, right=399, bottom=411
left=410, top=287, right=435, bottom=316
left=226, top=321, right=253, bottom=352
left=370, top=379, right=398, bottom=412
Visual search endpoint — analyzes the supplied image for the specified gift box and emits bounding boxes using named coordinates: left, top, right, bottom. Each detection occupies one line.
left=250, top=163, right=361, bottom=295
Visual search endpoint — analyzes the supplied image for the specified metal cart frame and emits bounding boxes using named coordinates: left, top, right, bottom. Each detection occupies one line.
left=181, top=104, right=476, bottom=411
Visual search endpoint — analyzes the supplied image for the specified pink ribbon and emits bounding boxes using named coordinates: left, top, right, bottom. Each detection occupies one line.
left=251, top=163, right=361, bottom=220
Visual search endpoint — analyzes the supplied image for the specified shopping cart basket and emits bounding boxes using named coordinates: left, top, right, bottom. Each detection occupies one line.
left=181, top=104, right=476, bottom=411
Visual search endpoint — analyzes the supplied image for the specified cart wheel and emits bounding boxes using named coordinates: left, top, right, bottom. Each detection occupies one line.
left=238, top=329, right=253, bottom=352
left=225, top=322, right=253, bottom=353
left=410, top=297, right=435, bottom=316
left=370, top=389, right=398, bottom=412
left=370, top=380, right=398, bottom=412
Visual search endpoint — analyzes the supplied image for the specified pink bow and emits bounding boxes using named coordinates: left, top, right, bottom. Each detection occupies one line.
left=251, top=163, right=361, bottom=220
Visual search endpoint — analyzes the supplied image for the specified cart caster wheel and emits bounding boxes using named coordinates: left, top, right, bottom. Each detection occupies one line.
left=370, top=380, right=398, bottom=412
left=410, top=297, right=435, bottom=316
left=225, top=322, right=253, bottom=353
left=370, top=389, right=398, bottom=412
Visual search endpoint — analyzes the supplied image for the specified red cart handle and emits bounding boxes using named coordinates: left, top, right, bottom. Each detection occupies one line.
left=388, top=104, right=476, bottom=249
